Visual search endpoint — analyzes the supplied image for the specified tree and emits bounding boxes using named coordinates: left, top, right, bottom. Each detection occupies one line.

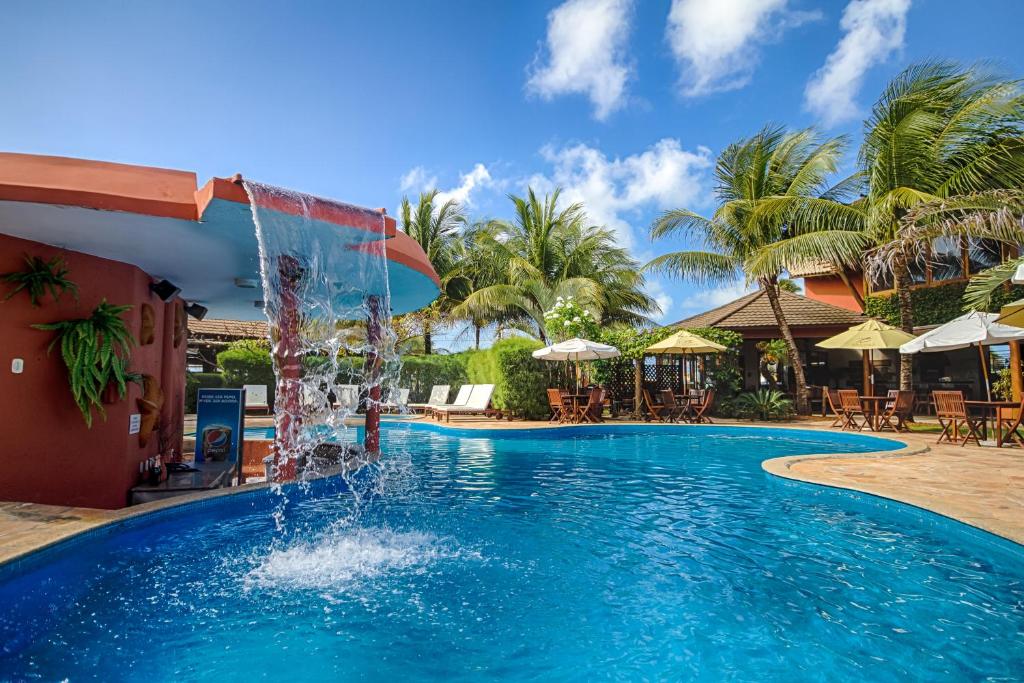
left=749, top=62, right=1024, bottom=390
left=453, top=188, right=658, bottom=342
left=646, top=125, right=848, bottom=414
left=399, top=190, right=466, bottom=353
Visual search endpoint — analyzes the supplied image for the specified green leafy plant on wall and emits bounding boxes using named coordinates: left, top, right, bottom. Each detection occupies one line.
left=865, top=282, right=1024, bottom=327
left=33, top=301, right=137, bottom=427
left=1, top=254, right=78, bottom=307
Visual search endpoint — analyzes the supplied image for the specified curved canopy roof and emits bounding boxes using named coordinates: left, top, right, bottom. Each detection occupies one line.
left=0, top=153, right=439, bottom=319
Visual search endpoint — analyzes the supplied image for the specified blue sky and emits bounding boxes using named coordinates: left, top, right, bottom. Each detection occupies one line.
left=2, top=0, right=1023, bottom=349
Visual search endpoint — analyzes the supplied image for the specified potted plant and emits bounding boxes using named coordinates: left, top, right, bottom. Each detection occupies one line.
left=33, top=300, right=138, bottom=427
left=1, top=253, right=78, bottom=307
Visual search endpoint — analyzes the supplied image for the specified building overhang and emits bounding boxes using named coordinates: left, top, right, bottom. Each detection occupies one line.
left=0, top=153, right=440, bottom=320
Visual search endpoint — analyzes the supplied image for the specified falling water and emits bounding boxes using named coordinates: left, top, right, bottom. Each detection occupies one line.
left=243, top=181, right=403, bottom=503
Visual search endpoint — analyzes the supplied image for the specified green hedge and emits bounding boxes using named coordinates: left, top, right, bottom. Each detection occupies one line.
left=185, top=372, right=225, bottom=413
left=217, top=340, right=276, bottom=406
left=466, top=338, right=554, bottom=419
left=399, top=353, right=471, bottom=402
left=865, top=282, right=1024, bottom=327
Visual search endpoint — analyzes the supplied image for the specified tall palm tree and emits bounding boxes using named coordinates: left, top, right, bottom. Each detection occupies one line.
left=453, top=188, right=658, bottom=342
left=646, top=125, right=848, bottom=414
left=749, top=62, right=1024, bottom=389
left=399, top=190, right=465, bottom=354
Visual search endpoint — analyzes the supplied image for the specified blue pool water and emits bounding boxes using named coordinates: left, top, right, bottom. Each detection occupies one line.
left=1, top=424, right=1022, bottom=681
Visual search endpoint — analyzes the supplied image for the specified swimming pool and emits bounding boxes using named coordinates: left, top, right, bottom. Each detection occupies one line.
left=2, top=424, right=1022, bottom=680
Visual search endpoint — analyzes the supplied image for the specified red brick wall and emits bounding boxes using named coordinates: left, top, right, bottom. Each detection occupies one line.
left=0, top=234, right=185, bottom=509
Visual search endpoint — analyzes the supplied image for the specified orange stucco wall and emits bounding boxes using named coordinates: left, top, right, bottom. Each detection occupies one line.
left=803, top=275, right=865, bottom=313
left=0, top=234, right=185, bottom=509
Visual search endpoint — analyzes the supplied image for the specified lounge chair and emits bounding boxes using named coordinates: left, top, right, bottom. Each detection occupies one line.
left=428, top=384, right=473, bottom=418
left=243, top=384, right=270, bottom=415
left=434, top=384, right=497, bottom=422
left=408, top=385, right=450, bottom=413
left=933, top=390, right=983, bottom=446
left=382, top=387, right=410, bottom=413
left=334, top=384, right=360, bottom=412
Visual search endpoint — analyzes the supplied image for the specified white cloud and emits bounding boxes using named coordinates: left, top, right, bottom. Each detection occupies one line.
left=435, top=163, right=493, bottom=208
left=528, top=138, right=712, bottom=249
left=805, top=0, right=911, bottom=126
left=666, top=0, right=819, bottom=96
left=399, top=166, right=437, bottom=194
left=527, top=0, right=633, bottom=120
left=398, top=163, right=493, bottom=210
left=645, top=279, right=674, bottom=322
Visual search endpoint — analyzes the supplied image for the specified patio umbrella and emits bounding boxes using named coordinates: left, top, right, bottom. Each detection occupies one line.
left=997, top=298, right=1024, bottom=328
left=899, top=311, right=1024, bottom=400
left=645, top=330, right=726, bottom=394
left=532, top=338, right=621, bottom=392
left=816, top=320, right=917, bottom=394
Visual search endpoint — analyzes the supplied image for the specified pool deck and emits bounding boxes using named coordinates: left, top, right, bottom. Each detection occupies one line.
left=2, top=416, right=1022, bottom=566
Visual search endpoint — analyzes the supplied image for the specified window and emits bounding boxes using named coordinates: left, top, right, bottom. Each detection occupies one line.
left=869, top=267, right=894, bottom=292
left=931, top=236, right=964, bottom=281
left=967, top=237, right=1002, bottom=275
left=908, top=255, right=927, bottom=284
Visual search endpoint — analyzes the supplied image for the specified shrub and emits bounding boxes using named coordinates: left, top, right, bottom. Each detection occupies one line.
left=185, top=372, right=225, bottom=413
left=734, top=389, right=794, bottom=421
left=865, top=282, right=1024, bottom=327
left=399, top=353, right=471, bottom=402
left=217, top=339, right=276, bottom=406
left=466, top=338, right=554, bottom=419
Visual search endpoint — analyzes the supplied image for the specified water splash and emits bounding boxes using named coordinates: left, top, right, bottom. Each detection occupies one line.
left=243, top=181, right=403, bottom=526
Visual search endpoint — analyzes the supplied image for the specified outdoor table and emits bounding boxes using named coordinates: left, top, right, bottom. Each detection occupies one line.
left=565, top=393, right=591, bottom=424
left=859, top=395, right=891, bottom=431
left=965, top=400, right=1019, bottom=445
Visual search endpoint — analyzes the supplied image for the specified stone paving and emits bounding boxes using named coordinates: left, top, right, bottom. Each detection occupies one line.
left=2, top=415, right=1022, bottom=566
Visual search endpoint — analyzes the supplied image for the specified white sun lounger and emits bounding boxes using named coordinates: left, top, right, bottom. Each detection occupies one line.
left=408, top=385, right=450, bottom=412
left=334, top=384, right=360, bottom=412
left=382, top=387, right=411, bottom=413
left=433, top=384, right=499, bottom=422
left=426, top=384, right=472, bottom=417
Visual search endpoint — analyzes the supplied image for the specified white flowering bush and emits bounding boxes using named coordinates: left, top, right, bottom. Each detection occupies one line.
left=542, top=296, right=600, bottom=341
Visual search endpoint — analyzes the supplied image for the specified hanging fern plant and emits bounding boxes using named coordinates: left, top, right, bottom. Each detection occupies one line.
left=34, top=301, right=137, bottom=427
left=1, top=254, right=78, bottom=307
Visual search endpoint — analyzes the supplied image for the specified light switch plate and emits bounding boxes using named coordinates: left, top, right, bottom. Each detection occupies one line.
left=11, top=358, right=24, bottom=374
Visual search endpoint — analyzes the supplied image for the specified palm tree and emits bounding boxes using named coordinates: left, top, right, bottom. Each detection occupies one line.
left=646, top=125, right=848, bottom=414
left=748, top=61, right=1024, bottom=389
left=453, top=188, right=658, bottom=342
left=399, top=190, right=466, bottom=353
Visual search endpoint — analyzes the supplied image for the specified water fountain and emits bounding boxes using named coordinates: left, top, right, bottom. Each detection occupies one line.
left=243, top=180, right=403, bottom=485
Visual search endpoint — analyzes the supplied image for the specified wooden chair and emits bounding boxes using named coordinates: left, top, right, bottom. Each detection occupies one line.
left=659, top=390, right=687, bottom=423
left=643, top=389, right=666, bottom=422
left=932, top=390, right=983, bottom=446
left=546, top=388, right=571, bottom=423
left=996, top=395, right=1024, bottom=448
left=877, top=390, right=914, bottom=433
left=824, top=389, right=844, bottom=428
left=837, top=389, right=868, bottom=431
left=576, top=387, right=605, bottom=423
left=690, top=388, right=715, bottom=424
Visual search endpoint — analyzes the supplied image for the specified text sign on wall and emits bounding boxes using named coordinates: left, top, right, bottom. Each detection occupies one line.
left=195, top=388, right=245, bottom=465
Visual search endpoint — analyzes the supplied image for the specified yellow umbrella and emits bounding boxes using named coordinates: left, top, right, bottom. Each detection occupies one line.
left=997, top=298, right=1024, bottom=328
left=816, top=320, right=917, bottom=393
left=646, top=330, right=726, bottom=394
left=646, top=330, right=727, bottom=354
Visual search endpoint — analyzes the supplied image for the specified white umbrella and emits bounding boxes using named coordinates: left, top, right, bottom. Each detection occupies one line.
left=1013, top=261, right=1024, bottom=285
left=533, top=338, right=620, bottom=392
left=899, top=311, right=1024, bottom=400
